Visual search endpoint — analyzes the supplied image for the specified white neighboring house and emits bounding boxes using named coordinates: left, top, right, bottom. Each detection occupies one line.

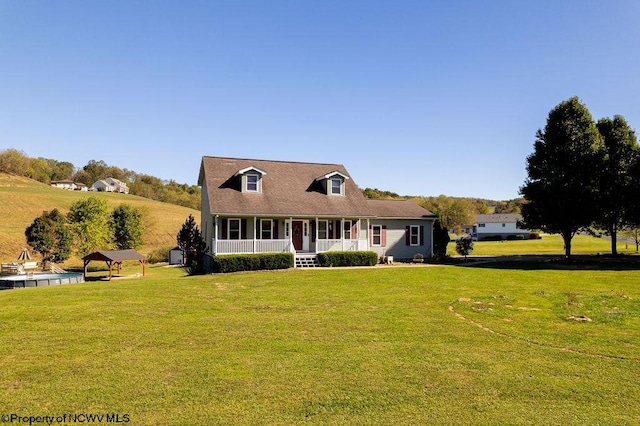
left=470, top=213, right=529, bottom=240
left=92, top=178, right=130, bottom=194
left=50, top=180, right=89, bottom=191
left=50, top=180, right=77, bottom=190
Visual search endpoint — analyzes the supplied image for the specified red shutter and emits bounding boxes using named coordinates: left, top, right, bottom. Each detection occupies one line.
left=405, top=226, right=410, bottom=246
left=420, top=225, right=424, bottom=246
left=221, top=218, right=228, bottom=240
left=351, top=221, right=357, bottom=240
left=274, top=220, right=279, bottom=240
left=382, top=225, right=387, bottom=247
left=241, top=219, right=247, bottom=239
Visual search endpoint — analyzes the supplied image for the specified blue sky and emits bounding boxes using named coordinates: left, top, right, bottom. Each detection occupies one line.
left=2, top=1, right=640, bottom=200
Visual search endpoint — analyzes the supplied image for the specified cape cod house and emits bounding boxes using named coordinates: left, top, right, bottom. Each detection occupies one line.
left=91, top=177, right=130, bottom=194
left=198, top=156, right=436, bottom=267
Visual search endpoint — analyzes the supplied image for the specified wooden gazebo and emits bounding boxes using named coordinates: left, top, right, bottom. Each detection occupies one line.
left=82, top=249, right=147, bottom=280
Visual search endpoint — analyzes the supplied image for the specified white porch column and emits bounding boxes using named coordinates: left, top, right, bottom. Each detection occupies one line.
left=289, top=217, right=293, bottom=248
left=213, top=215, right=219, bottom=255
left=366, top=218, right=370, bottom=250
left=253, top=217, right=257, bottom=253
left=315, top=217, right=319, bottom=253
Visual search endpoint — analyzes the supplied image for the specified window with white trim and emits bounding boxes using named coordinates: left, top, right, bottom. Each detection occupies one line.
left=261, top=219, right=272, bottom=239
left=343, top=220, right=352, bottom=240
left=371, top=225, right=382, bottom=246
left=410, top=225, right=420, bottom=246
left=331, top=178, right=344, bottom=195
left=228, top=219, right=241, bottom=240
left=285, top=221, right=290, bottom=238
left=318, top=220, right=328, bottom=239
left=246, top=174, right=259, bottom=192
left=478, top=223, right=486, bottom=228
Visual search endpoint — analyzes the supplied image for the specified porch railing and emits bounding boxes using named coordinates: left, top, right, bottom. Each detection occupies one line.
left=214, top=238, right=369, bottom=255
left=214, top=239, right=291, bottom=254
left=316, top=239, right=369, bottom=252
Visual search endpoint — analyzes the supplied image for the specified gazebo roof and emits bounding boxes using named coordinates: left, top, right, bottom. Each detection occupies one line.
left=82, top=249, right=146, bottom=262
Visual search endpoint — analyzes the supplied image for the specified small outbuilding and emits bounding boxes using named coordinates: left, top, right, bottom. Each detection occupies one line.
left=82, top=249, right=147, bottom=280
left=169, top=247, right=184, bottom=265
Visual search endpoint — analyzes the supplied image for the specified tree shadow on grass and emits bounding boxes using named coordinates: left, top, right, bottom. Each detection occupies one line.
left=453, top=255, right=640, bottom=271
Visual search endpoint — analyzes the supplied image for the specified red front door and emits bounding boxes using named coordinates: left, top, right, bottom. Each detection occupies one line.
left=292, top=221, right=303, bottom=251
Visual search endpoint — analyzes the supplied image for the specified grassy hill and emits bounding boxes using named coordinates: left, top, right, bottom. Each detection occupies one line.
left=0, top=173, right=199, bottom=265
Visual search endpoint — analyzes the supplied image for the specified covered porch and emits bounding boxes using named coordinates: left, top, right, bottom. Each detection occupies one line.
left=211, top=216, right=371, bottom=255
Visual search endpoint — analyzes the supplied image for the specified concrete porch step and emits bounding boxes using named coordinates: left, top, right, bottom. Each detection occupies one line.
left=295, top=254, right=319, bottom=268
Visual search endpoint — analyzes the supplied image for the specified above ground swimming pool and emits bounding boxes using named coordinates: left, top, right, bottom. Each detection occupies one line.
left=0, top=273, right=84, bottom=289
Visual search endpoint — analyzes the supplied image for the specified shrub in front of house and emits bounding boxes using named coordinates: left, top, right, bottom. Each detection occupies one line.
left=506, top=234, right=526, bottom=241
left=212, top=253, right=294, bottom=273
left=481, top=235, right=503, bottom=241
left=529, top=232, right=542, bottom=240
left=317, top=251, right=378, bottom=267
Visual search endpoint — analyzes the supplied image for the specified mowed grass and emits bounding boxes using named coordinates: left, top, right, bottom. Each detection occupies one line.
left=0, top=173, right=198, bottom=262
left=450, top=234, right=638, bottom=257
left=1, top=265, right=639, bottom=424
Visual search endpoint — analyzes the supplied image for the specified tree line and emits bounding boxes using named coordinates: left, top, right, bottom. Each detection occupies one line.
left=520, top=96, right=640, bottom=257
left=25, top=197, right=145, bottom=264
left=362, top=187, right=523, bottom=233
left=0, top=150, right=200, bottom=210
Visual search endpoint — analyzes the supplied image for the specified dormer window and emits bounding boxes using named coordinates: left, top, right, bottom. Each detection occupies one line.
left=315, top=170, right=349, bottom=196
left=331, top=178, right=343, bottom=195
left=246, top=174, right=259, bottom=192
left=235, top=166, right=266, bottom=193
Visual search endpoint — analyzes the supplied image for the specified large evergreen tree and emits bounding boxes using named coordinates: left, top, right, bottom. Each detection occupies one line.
left=177, top=215, right=208, bottom=272
left=520, top=97, right=605, bottom=257
left=595, top=115, right=640, bottom=255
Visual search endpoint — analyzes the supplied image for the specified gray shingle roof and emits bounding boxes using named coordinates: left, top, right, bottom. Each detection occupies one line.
left=365, top=199, right=435, bottom=218
left=199, top=156, right=434, bottom=219
left=199, top=156, right=372, bottom=217
left=82, top=249, right=146, bottom=262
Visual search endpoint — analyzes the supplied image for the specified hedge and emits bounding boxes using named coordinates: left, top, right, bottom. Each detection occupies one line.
left=317, top=251, right=378, bottom=267
left=506, top=234, right=526, bottom=240
left=481, top=235, right=503, bottom=241
left=212, top=252, right=294, bottom=273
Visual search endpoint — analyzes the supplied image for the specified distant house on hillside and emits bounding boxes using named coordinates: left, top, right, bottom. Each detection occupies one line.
left=50, top=180, right=89, bottom=191
left=50, top=180, right=76, bottom=190
left=92, top=178, right=129, bottom=194
left=464, top=213, right=529, bottom=240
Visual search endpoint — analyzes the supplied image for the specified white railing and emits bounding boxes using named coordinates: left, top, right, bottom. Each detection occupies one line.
left=255, top=239, right=291, bottom=253
left=316, top=239, right=369, bottom=252
left=214, top=238, right=368, bottom=254
left=214, top=239, right=291, bottom=254
left=316, top=239, right=342, bottom=252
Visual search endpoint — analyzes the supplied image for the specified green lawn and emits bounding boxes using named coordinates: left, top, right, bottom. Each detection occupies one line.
left=450, top=234, right=639, bottom=257
left=1, top=265, right=640, bottom=424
